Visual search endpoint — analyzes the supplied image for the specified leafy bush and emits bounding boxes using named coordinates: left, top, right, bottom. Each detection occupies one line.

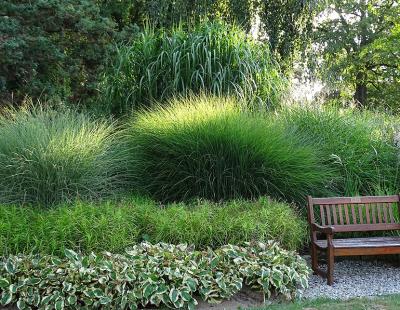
left=0, top=196, right=307, bottom=255
left=99, top=0, right=255, bottom=31
left=0, top=242, right=310, bottom=309
left=279, top=107, right=400, bottom=196
left=0, top=0, right=117, bottom=104
left=0, top=106, right=127, bottom=205
left=125, top=96, right=330, bottom=203
left=101, top=21, right=286, bottom=114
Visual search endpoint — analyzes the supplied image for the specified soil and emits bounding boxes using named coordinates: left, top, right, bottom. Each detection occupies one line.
left=196, top=286, right=266, bottom=310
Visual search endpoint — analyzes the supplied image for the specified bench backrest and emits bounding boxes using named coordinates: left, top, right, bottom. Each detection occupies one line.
left=307, top=195, right=400, bottom=232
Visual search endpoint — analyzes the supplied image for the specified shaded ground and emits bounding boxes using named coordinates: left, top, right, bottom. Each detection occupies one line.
left=197, top=286, right=265, bottom=309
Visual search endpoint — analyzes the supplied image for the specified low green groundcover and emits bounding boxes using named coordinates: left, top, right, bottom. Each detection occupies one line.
left=0, top=196, right=307, bottom=256
left=0, top=242, right=309, bottom=309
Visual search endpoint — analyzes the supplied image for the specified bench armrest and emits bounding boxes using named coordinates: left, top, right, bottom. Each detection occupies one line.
left=312, top=223, right=335, bottom=234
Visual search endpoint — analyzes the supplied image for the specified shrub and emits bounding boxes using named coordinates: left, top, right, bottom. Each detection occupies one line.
left=0, top=106, right=127, bottom=205
left=279, top=107, right=400, bottom=196
left=0, top=196, right=307, bottom=255
left=125, top=96, right=330, bottom=203
left=0, top=0, right=118, bottom=105
left=101, top=20, right=286, bottom=114
left=0, top=242, right=310, bottom=309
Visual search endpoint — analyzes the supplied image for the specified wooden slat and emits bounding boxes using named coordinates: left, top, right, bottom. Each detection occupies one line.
left=320, top=205, right=325, bottom=226
left=307, top=196, right=315, bottom=223
left=311, top=195, right=399, bottom=205
left=388, top=203, right=395, bottom=224
left=338, top=204, right=344, bottom=225
left=335, top=247, right=400, bottom=256
left=383, top=203, right=389, bottom=223
left=326, top=205, right=332, bottom=225
left=331, top=223, right=400, bottom=232
left=344, top=204, right=350, bottom=225
left=351, top=204, right=357, bottom=224
left=365, top=204, right=370, bottom=224
left=377, top=203, right=383, bottom=223
left=315, top=236, right=400, bottom=249
left=371, top=204, right=377, bottom=224
left=358, top=204, right=364, bottom=224
left=332, top=204, right=338, bottom=225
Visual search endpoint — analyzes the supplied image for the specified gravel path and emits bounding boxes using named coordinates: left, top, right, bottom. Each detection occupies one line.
left=303, top=257, right=400, bottom=300
left=199, top=257, right=400, bottom=308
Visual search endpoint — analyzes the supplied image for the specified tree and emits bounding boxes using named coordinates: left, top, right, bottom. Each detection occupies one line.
left=313, top=0, right=400, bottom=108
left=98, top=0, right=257, bottom=32
left=258, top=0, right=316, bottom=66
left=0, top=0, right=117, bottom=105
left=99, top=0, right=315, bottom=65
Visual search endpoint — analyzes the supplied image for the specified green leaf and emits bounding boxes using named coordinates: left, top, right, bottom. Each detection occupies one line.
left=67, top=295, right=77, bottom=305
left=26, top=277, right=41, bottom=286
left=0, top=278, right=9, bottom=288
left=51, top=258, right=62, bottom=265
left=62, top=282, right=72, bottom=292
left=55, top=298, right=65, bottom=310
left=92, top=288, right=104, bottom=298
left=9, top=284, right=17, bottom=294
left=188, top=300, right=196, bottom=310
left=186, top=278, right=197, bottom=291
left=1, top=291, right=13, bottom=306
left=82, top=256, right=90, bottom=268
left=99, top=296, right=112, bottom=305
left=143, top=284, right=157, bottom=299
left=16, top=299, right=26, bottom=310
left=64, top=249, right=78, bottom=261
left=5, top=261, right=15, bottom=274
left=40, top=295, right=52, bottom=305
left=181, top=291, right=192, bottom=302
left=169, top=288, right=179, bottom=303
left=32, top=293, right=41, bottom=307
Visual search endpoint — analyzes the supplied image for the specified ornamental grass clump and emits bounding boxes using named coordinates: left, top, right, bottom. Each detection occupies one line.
left=101, top=20, right=286, bottom=114
left=0, top=242, right=310, bottom=309
left=126, top=96, right=330, bottom=203
left=279, top=107, right=400, bottom=196
left=0, top=106, right=127, bottom=205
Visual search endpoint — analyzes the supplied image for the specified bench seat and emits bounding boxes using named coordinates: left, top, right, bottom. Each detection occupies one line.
left=315, top=236, right=400, bottom=249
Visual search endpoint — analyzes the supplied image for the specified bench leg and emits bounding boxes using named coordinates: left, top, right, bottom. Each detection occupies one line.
left=327, top=237, right=334, bottom=285
left=311, top=243, right=318, bottom=274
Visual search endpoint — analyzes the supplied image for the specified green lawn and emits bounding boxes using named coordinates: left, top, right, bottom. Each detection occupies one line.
left=253, top=295, right=400, bottom=310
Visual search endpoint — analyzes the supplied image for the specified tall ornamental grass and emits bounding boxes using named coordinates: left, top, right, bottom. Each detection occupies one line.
left=279, top=107, right=400, bottom=196
left=101, top=20, right=286, bottom=114
left=125, top=96, right=330, bottom=203
left=0, top=107, right=128, bottom=205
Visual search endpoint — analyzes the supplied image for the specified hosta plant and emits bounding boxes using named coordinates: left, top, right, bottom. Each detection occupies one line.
left=0, top=242, right=309, bottom=309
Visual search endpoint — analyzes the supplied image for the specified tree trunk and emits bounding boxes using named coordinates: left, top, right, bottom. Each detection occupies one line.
left=354, top=72, right=367, bottom=107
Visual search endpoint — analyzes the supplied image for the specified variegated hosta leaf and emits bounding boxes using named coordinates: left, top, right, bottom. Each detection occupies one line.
left=0, top=241, right=309, bottom=309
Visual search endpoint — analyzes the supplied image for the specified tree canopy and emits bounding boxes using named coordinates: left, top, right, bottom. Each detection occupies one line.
left=313, top=0, right=400, bottom=108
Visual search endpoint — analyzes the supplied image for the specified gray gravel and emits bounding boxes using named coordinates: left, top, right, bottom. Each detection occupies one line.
left=303, top=258, right=400, bottom=299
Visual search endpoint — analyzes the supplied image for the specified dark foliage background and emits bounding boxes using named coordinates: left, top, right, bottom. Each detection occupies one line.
left=0, top=0, right=313, bottom=107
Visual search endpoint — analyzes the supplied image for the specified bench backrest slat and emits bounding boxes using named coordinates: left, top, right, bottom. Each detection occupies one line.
left=307, top=195, right=400, bottom=232
left=332, top=204, right=338, bottom=225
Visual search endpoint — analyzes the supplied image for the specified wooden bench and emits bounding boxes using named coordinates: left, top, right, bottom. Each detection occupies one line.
left=307, top=195, right=400, bottom=285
